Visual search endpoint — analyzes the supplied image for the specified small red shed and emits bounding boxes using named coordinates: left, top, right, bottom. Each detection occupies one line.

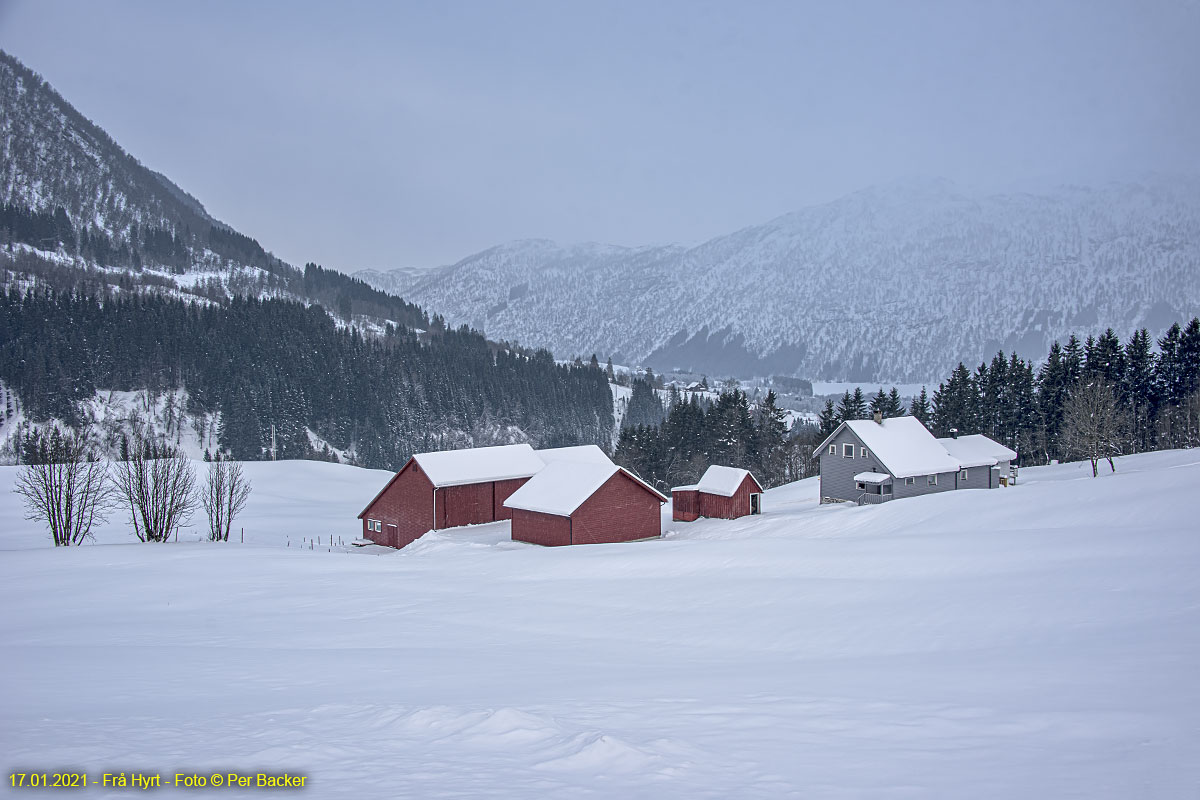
left=671, top=465, right=764, bottom=521
left=504, top=461, right=668, bottom=546
left=357, top=443, right=545, bottom=549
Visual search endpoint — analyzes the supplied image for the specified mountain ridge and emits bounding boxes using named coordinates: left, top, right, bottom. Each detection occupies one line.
left=357, top=175, right=1200, bottom=381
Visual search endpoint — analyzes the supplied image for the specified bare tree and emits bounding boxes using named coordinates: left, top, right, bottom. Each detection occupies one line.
left=1062, top=378, right=1123, bottom=477
left=13, top=428, right=114, bottom=546
left=201, top=454, right=252, bottom=542
left=112, top=435, right=198, bottom=542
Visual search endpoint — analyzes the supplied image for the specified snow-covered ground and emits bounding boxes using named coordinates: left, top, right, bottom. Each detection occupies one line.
left=2, top=451, right=1199, bottom=797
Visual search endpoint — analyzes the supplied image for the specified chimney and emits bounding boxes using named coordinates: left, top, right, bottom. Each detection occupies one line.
left=950, top=427, right=958, bottom=439
left=873, top=411, right=883, bottom=425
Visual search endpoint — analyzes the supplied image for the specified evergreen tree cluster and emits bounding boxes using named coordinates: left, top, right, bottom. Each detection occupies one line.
left=928, top=322, right=1200, bottom=463
left=614, top=388, right=792, bottom=490
left=0, top=288, right=614, bottom=470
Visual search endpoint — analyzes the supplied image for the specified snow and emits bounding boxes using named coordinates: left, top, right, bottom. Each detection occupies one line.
left=853, top=471, right=892, bottom=484
left=502, top=460, right=623, bottom=517
left=831, top=416, right=964, bottom=478
left=535, top=444, right=613, bottom=467
left=684, top=464, right=757, bottom=496
left=413, top=443, right=545, bottom=487
left=3, top=450, right=1200, bottom=798
left=938, top=434, right=1019, bottom=467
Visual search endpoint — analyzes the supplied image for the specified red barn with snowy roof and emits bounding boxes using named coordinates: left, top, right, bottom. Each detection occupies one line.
left=504, top=460, right=668, bottom=546
left=671, top=465, right=764, bottom=521
left=357, top=443, right=545, bottom=549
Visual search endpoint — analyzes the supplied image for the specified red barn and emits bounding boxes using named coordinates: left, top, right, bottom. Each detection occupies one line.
left=504, top=461, right=668, bottom=546
left=357, top=443, right=545, bottom=549
left=672, top=465, right=764, bottom=521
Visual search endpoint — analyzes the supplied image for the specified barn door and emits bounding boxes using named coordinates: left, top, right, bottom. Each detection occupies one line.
left=750, top=493, right=761, bottom=515
left=386, top=524, right=398, bottom=547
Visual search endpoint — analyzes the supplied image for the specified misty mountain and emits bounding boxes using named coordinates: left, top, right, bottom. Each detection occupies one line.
left=0, top=50, right=615, bottom=465
left=359, top=177, right=1200, bottom=382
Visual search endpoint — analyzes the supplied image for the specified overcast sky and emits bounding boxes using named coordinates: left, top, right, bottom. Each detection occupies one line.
left=2, top=0, right=1198, bottom=270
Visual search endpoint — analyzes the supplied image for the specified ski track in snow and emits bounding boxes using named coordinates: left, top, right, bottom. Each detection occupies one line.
left=1, top=451, right=1199, bottom=798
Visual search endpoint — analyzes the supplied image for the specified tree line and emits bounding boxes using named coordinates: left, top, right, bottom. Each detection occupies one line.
left=813, top=320, right=1200, bottom=466
left=0, top=288, right=614, bottom=470
left=614, top=384, right=797, bottom=491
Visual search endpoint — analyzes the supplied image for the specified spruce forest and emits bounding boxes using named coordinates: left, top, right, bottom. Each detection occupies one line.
left=0, top=288, right=614, bottom=469
left=616, top=320, right=1200, bottom=492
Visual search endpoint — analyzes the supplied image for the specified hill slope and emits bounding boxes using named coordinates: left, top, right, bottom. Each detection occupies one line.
left=363, top=177, right=1200, bottom=381
left=2, top=449, right=1198, bottom=797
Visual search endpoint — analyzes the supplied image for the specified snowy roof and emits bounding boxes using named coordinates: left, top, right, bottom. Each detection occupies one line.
left=681, top=465, right=761, bottom=497
left=937, top=435, right=1018, bottom=468
left=504, top=461, right=666, bottom=517
left=412, top=443, right=545, bottom=487
left=821, top=417, right=963, bottom=479
left=535, top=445, right=614, bottom=467
left=854, top=471, right=892, bottom=484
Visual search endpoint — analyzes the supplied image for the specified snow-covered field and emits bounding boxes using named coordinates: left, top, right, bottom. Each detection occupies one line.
left=2, top=451, right=1199, bottom=798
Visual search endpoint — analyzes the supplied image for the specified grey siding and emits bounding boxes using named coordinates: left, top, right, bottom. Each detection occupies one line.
left=891, top=471, right=957, bottom=499
left=818, top=427, right=893, bottom=503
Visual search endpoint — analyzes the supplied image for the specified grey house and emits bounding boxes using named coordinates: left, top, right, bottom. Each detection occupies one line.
left=937, top=434, right=1018, bottom=489
left=814, top=415, right=965, bottom=504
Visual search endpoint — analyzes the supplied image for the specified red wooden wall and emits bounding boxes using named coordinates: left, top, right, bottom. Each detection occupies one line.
left=510, top=507, right=572, bottom=546
left=672, top=489, right=700, bottom=521
left=360, top=460, right=436, bottom=548
left=572, top=472, right=662, bottom=544
left=361, top=460, right=533, bottom=549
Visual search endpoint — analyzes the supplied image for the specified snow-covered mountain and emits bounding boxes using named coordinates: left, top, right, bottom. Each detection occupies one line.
left=360, top=177, right=1200, bottom=382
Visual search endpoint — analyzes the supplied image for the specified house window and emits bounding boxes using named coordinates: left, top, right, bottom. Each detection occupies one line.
left=959, top=469, right=968, bottom=481
left=843, top=443, right=854, bottom=458
left=856, top=481, right=866, bottom=490
left=861, top=447, right=868, bottom=458
left=882, top=483, right=893, bottom=495
left=828, top=444, right=836, bottom=455
left=905, top=477, right=915, bottom=486
left=928, top=475, right=938, bottom=486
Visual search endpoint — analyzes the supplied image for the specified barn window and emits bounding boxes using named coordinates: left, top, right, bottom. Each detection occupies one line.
left=367, top=519, right=381, bottom=532
left=842, top=443, right=854, bottom=458
left=927, top=475, right=938, bottom=486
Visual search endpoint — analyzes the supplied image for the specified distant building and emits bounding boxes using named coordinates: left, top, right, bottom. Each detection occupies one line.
left=504, top=460, right=668, bottom=546
left=937, top=434, right=1017, bottom=489
left=672, top=465, right=764, bottom=521
left=357, top=444, right=621, bottom=549
left=357, top=443, right=544, bottom=548
left=814, top=415, right=963, bottom=504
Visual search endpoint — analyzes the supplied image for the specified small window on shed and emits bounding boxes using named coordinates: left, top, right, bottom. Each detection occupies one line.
left=843, top=443, right=854, bottom=458
left=928, top=474, right=938, bottom=486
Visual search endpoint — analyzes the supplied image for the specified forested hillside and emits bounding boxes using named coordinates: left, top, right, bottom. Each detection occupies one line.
left=0, top=288, right=613, bottom=469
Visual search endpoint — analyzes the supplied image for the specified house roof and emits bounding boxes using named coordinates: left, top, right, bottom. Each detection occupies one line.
left=816, top=416, right=962, bottom=479
left=673, top=465, right=762, bottom=496
left=535, top=444, right=614, bottom=467
left=504, top=461, right=667, bottom=517
left=854, top=471, right=892, bottom=484
left=937, top=434, right=1018, bottom=468
left=412, top=443, right=545, bottom=488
